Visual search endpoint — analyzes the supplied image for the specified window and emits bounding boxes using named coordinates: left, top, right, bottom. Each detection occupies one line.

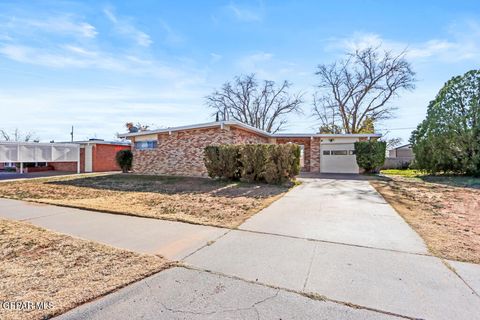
left=331, top=150, right=348, bottom=155
left=323, top=150, right=330, bottom=155
left=134, top=140, right=157, bottom=150
left=349, top=150, right=356, bottom=155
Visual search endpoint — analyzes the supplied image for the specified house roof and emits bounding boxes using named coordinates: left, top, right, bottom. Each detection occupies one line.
left=71, top=140, right=131, bottom=146
left=391, top=143, right=412, bottom=150
left=117, top=120, right=382, bottom=139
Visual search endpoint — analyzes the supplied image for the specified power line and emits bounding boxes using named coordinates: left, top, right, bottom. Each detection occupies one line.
left=377, top=127, right=417, bottom=131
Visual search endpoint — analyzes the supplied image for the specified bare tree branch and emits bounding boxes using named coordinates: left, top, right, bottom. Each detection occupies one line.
left=312, top=46, right=415, bottom=133
left=0, top=128, right=36, bottom=142
left=205, top=74, right=304, bottom=133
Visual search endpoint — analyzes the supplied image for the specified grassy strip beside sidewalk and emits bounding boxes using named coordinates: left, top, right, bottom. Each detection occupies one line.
left=0, top=218, right=169, bottom=320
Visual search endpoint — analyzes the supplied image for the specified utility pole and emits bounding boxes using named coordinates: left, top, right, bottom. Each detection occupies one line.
left=70, top=126, right=74, bottom=142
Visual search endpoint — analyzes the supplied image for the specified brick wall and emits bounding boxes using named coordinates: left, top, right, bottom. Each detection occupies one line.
left=92, top=144, right=131, bottom=172
left=310, top=137, right=321, bottom=172
left=132, top=126, right=269, bottom=176
left=50, top=144, right=130, bottom=173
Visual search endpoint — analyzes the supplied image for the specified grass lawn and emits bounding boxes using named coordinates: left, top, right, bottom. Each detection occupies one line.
left=0, top=218, right=169, bottom=320
left=372, top=170, right=480, bottom=263
left=0, top=173, right=290, bottom=228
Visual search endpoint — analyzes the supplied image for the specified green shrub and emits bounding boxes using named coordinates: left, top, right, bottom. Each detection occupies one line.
left=115, top=149, right=133, bottom=173
left=204, top=145, right=241, bottom=179
left=203, top=143, right=300, bottom=184
left=354, top=141, right=386, bottom=173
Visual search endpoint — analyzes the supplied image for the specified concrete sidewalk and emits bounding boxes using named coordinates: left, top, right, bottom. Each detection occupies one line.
left=57, top=267, right=399, bottom=320
left=0, top=198, right=227, bottom=260
left=2, top=177, right=480, bottom=319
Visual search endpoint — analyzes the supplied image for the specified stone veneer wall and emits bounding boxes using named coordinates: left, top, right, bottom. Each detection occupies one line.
left=310, top=137, right=321, bottom=172
left=132, top=126, right=269, bottom=176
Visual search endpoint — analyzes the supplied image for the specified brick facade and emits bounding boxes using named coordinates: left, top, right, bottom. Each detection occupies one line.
left=310, top=137, right=321, bottom=173
left=132, top=126, right=269, bottom=176
left=51, top=144, right=130, bottom=173
left=128, top=122, right=378, bottom=177
left=92, top=144, right=130, bottom=172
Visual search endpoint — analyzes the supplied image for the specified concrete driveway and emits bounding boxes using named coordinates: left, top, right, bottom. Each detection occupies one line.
left=2, top=176, right=480, bottom=319
left=184, top=177, right=480, bottom=319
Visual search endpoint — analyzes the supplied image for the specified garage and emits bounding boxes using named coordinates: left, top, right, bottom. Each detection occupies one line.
left=320, top=142, right=359, bottom=174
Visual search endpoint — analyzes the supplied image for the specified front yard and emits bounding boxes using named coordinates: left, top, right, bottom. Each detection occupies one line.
left=0, top=174, right=289, bottom=228
left=371, top=170, right=480, bottom=264
left=0, top=218, right=169, bottom=320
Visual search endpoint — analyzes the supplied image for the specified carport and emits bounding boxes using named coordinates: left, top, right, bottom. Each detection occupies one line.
left=0, top=142, right=80, bottom=174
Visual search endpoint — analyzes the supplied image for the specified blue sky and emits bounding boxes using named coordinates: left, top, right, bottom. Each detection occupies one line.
left=0, top=0, right=479, bottom=144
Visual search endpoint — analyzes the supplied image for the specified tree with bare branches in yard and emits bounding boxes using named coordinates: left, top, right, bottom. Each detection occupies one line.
left=313, top=46, right=416, bottom=133
left=205, top=74, right=304, bottom=133
left=0, top=128, right=36, bottom=142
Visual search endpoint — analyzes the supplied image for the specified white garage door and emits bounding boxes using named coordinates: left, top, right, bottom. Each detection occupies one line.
left=320, top=143, right=359, bottom=174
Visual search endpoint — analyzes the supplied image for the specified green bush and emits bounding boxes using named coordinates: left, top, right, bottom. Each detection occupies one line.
left=204, top=145, right=241, bottom=180
left=204, top=143, right=300, bottom=184
left=115, top=149, right=133, bottom=173
left=354, top=141, right=386, bottom=173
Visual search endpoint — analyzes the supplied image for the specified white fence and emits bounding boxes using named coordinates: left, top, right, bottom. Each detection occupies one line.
left=0, top=142, right=80, bottom=173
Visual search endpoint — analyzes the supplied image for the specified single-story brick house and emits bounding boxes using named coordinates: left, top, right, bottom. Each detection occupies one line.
left=119, top=121, right=381, bottom=176
left=52, top=139, right=131, bottom=173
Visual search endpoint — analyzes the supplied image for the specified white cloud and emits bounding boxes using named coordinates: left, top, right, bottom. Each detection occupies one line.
left=328, top=21, right=480, bottom=63
left=0, top=86, right=210, bottom=141
left=158, top=20, right=183, bottom=45
left=238, top=52, right=273, bottom=70
left=7, top=16, right=97, bottom=38
left=227, top=2, right=264, bottom=22
left=210, top=53, right=222, bottom=63
left=0, top=43, right=191, bottom=80
left=104, top=7, right=152, bottom=47
left=63, top=45, right=98, bottom=57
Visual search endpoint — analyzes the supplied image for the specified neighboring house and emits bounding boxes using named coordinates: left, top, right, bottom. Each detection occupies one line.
left=53, top=139, right=131, bottom=173
left=118, top=121, right=381, bottom=176
left=384, top=143, right=414, bottom=169
left=388, top=143, right=414, bottom=159
left=0, top=162, right=15, bottom=171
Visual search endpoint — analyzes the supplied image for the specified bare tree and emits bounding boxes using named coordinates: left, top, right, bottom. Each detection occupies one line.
left=205, top=74, right=304, bottom=133
left=313, top=93, right=342, bottom=133
left=385, top=136, right=403, bottom=149
left=0, top=128, right=36, bottom=142
left=313, top=46, right=415, bottom=133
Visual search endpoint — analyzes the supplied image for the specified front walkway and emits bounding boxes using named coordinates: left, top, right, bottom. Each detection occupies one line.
left=1, top=176, right=479, bottom=319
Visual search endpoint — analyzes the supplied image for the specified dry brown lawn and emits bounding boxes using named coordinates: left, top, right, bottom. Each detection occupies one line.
left=0, top=218, right=169, bottom=320
left=371, top=175, right=480, bottom=264
left=0, top=174, right=289, bottom=228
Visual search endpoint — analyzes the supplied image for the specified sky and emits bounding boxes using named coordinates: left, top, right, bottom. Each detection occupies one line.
left=0, top=0, right=479, bottom=144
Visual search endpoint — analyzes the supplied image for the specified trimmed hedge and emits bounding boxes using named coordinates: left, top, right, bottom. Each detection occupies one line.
left=204, top=144, right=301, bottom=184
left=354, top=141, right=386, bottom=173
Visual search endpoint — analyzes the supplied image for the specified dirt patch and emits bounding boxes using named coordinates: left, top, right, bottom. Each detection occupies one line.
left=0, top=174, right=289, bottom=228
left=0, top=218, right=169, bottom=320
left=371, top=176, right=480, bottom=263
